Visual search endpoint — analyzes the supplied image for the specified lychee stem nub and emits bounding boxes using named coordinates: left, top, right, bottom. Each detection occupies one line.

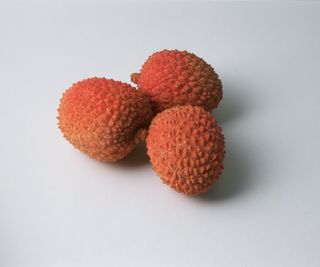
left=134, top=128, right=148, bottom=144
left=131, top=73, right=140, bottom=84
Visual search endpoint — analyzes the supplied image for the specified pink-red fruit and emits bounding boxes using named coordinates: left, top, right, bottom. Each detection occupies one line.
left=146, top=105, right=225, bottom=195
left=58, top=77, right=153, bottom=162
left=131, top=49, right=222, bottom=113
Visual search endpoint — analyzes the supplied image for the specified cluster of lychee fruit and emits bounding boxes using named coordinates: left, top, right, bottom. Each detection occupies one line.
left=58, top=49, right=225, bottom=195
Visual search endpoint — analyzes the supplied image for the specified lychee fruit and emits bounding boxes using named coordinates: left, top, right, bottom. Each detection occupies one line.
left=131, top=49, right=222, bottom=113
left=58, top=77, right=153, bottom=162
left=146, top=105, right=225, bottom=195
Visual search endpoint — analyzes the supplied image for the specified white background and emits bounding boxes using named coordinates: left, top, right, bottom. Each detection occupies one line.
left=1, top=1, right=320, bottom=266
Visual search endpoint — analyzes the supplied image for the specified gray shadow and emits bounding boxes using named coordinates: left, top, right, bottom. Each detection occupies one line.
left=212, top=87, right=246, bottom=125
left=115, top=142, right=149, bottom=168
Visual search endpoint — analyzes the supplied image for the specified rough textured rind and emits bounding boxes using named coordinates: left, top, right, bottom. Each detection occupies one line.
left=146, top=105, right=225, bottom=195
left=58, top=77, right=153, bottom=162
left=131, top=49, right=222, bottom=113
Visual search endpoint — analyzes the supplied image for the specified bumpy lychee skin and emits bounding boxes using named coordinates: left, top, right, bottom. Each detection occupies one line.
left=58, top=77, right=153, bottom=162
left=146, top=105, right=225, bottom=195
left=131, top=49, right=222, bottom=113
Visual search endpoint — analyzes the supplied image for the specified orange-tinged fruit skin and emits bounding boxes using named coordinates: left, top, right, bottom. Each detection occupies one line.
left=146, top=105, right=225, bottom=195
left=131, top=49, right=222, bottom=113
left=58, top=77, right=153, bottom=162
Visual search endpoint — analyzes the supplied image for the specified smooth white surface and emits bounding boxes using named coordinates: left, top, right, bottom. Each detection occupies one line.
left=1, top=2, right=320, bottom=267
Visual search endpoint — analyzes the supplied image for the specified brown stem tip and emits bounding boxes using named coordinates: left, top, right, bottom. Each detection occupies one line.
left=134, top=128, right=148, bottom=144
left=131, top=73, right=140, bottom=84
